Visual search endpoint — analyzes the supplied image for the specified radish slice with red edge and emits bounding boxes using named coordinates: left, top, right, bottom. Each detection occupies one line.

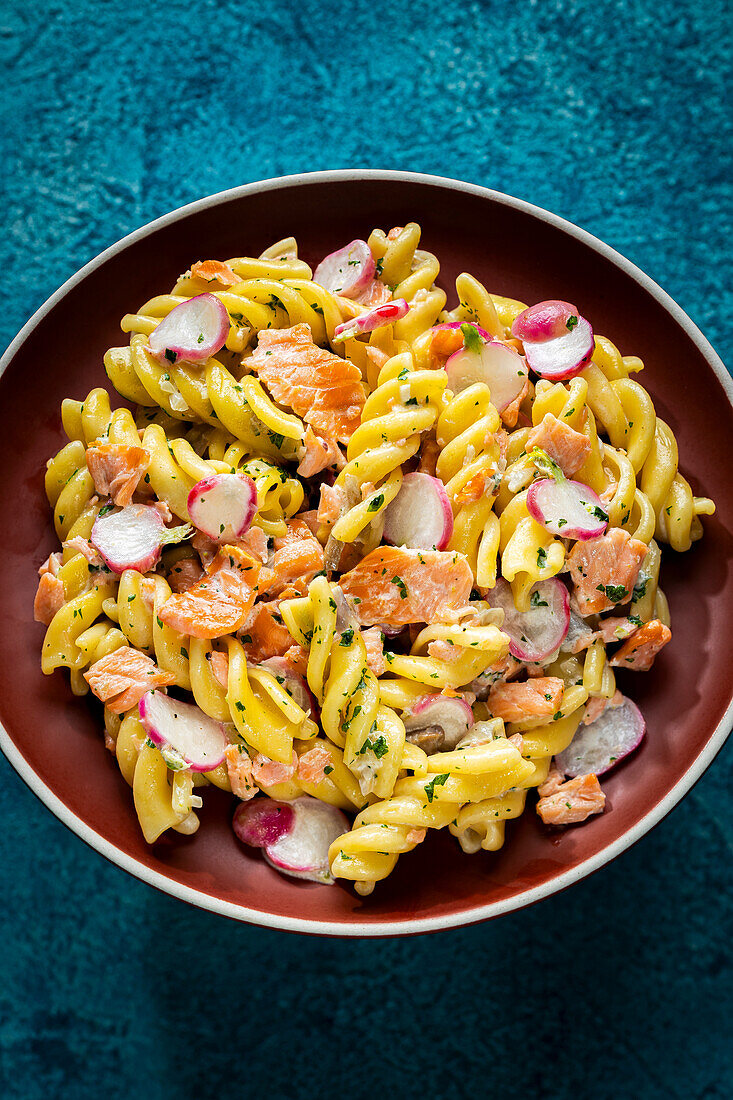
left=430, top=320, right=492, bottom=342
left=258, top=657, right=317, bottom=715
left=139, top=690, right=228, bottom=772
left=148, top=293, right=230, bottom=365
left=403, top=695, right=474, bottom=750
left=511, top=300, right=594, bottom=380
left=382, top=472, right=453, bottom=550
left=444, top=323, right=526, bottom=411
left=488, top=577, right=570, bottom=662
left=187, top=473, right=258, bottom=542
left=233, top=795, right=349, bottom=884
left=556, top=695, right=645, bottom=777
left=91, top=503, right=192, bottom=574
left=313, top=240, right=375, bottom=299
left=333, top=298, right=409, bottom=341
left=526, top=447, right=608, bottom=540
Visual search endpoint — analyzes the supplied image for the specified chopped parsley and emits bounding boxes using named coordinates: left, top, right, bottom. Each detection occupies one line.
left=339, top=627, right=354, bottom=647
left=597, top=583, right=628, bottom=603
left=566, top=315, right=579, bottom=330
left=530, top=590, right=548, bottom=608
left=98, top=503, right=115, bottom=517
left=424, top=773, right=449, bottom=803
left=164, top=348, right=177, bottom=363
left=537, top=547, right=547, bottom=569
left=632, top=578, right=648, bottom=602
left=357, top=734, right=389, bottom=758
left=391, top=575, right=408, bottom=599
left=367, top=493, right=384, bottom=512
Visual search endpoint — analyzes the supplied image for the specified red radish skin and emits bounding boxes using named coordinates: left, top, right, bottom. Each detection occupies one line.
left=313, top=240, right=375, bottom=298
left=556, top=695, right=645, bottom=777
left=333, top=299, right=409, bottom=341
left=187, top=473, right=258, bottom=542
left=382, top=472, right=453, bottom=550
left=403, top=695, right=474, bottom=749
left=148, top=293, right=230, bottom=365
left=511, top=301, right=594, bottom=380
left=488, top=577, right=570, bottom=662
left=91, top=503, right=192, bottom=574
left=234, top=795, right=349, bottom=884
left=138, top=690, right=228, bottom=772
left=527, top=477, right=609, bottom=541
left=430, top=321, right=492, bottom=342
left=233, top=799, right=295, bottom=847
left=444, top=325, right=526, bottom=410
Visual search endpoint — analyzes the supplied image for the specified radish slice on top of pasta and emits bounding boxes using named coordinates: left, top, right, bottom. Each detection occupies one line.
left=556, top=695, right=645, bottom=777
left=187, top=473, right=258, bottom=542
left=313, top=239, right=376, bottom=298
left=333, top=298, right=409, bottom=342
left=511, top=300, right=594, bottom=380
left=444, top=323, right=526, bottom=410
left=382, top=472, right=454, bottom=550
left=233, top=796, right=349, bottom=884
left=526, top=447, right=608, bottom=540
left=403, top=694, right=474, bottom=750
left=138, top=690, right=228, bottom=772
left=488, top=577, right=570, bottom=662
left=91, top=502, right=193, bottom=574
left=147, top=293, right=229, bottom=365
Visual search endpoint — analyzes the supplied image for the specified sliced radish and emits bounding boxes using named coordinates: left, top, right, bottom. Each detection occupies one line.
left=382, top=472, right=453, bottom=550
left=444, top=323, right=526, bottom=411
left=233, top=795, right=349, bottom=884
left=488, top=577, right=570, bottom=662
left=403, top=695, right=474, bottom=750
left=313, top=240, right=375, bottom=299
left=431, top=320, right=492, bottom=342
left=91, top=502, right=192, bottom=574
left=556, top=694, right=645, bottom=777
left=233, top=799, right=295, bottom=847
left=527, top=478, right=608, bottom=541
left=511, top=300, right=594, bottom=380
left=333, top=298, right=409, bottom=342
left=148, top=293, right=229, bottom=365
left=139, top=690, right=227, bottom=772
left=258, top=657, right=317, bottom=715
left=187, top=473, right=258, bottom=542
left=561, top=610, right=595, bottom=653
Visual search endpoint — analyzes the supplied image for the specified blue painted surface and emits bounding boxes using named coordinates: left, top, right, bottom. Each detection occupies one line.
left=1, top=1, right=731, bottom=1096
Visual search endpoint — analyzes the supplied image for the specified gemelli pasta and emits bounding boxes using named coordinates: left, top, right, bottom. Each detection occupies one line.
left=35, top=224, right=715, bottom=894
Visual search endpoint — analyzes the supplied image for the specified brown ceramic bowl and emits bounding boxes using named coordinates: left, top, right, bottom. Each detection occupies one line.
left=1, top=171, right=731, bottom=935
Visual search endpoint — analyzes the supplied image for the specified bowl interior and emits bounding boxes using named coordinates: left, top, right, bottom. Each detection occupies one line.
left=2, top=174, right=731, bottom=933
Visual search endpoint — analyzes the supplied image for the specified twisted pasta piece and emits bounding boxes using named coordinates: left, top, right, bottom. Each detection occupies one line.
left=367, top=223, right=447, bottom=342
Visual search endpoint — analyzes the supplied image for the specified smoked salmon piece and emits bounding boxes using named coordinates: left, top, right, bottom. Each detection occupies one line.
left=526, top=413, right=591, bottom=477
left=158, top=545, right=262, bottom=639
left=264, top=519, right=324, bottom=597
left=65, top=536, right=104, bottom=567
left=362, top=626, right=386, bottom=676
left=353, top=280, right=392, bottom=307
left=317, top=483, right=346, bottom=528
left=536, top=770, right=606, bottom=825
left=500, top=377, right=530, bottom=429
left=252, top=751, right=298, bottom=787
left=338, top=547, right=473, bottom=627
left=224, top=744, right=257, bottom=800
left=84, top=646, right=175, bottom=714
left=487, top=676, right=564, bottom=723
left=297, top=743, right=333, bottom=784
left=566, top=528, right=648, bottom=615
left=297, top=426, right=345, bottom=477
left=190, top=259, right=240, bottom=287
left=240, top=598, right=297, bottom=664
left=167, top=557, right=204, bottom=593
left=247, top=324, right=366, bottom=443
left=583, top=688, right=624, bottom=725
left=39, top=552, right=62, bottom=577
left=34, top=572, right=64, bottom=625
left=609, top=619, right=671, bottom=671
left=86, top=443, right=150, bottom=507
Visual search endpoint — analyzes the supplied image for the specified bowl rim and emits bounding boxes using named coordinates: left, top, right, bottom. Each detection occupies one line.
left=2, top=168, right=731, bottom=937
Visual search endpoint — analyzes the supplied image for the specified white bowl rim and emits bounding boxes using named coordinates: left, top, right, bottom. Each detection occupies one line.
left=1, top=169, right=731, bottom=937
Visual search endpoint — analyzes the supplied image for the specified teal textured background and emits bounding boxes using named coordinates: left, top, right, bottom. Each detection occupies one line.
left=1, top=1, right=731, bottom=1097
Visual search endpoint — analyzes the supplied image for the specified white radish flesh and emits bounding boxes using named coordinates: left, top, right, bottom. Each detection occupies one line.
left=139, top=690, right=228, bottom=771
left=488, top=577, right=570, bottom=662
left=511, top=301, right=594, bottom=380
left=333, top=298, right=409, bottom=341
left=382, top=472, right=453, bottom=550
left=234, top=795, right=349, bottom=884
left=148, top=293, right=230, bottom=365
left=91, top=503, right=192, bottom=574
left=444, top=325, right=526, bottom=410
left=527, top=477, right=608, bottom=540
left=556, top=695, right=645, bottom=777
left=403, top=695, right=474, bottom=750
left=313, top=240, right=375, bottom=298
left=187, top=473, right=258, bottom=542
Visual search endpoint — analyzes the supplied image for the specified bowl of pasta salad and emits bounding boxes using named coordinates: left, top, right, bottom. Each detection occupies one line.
left=2, top=171, right=731, bottom=935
